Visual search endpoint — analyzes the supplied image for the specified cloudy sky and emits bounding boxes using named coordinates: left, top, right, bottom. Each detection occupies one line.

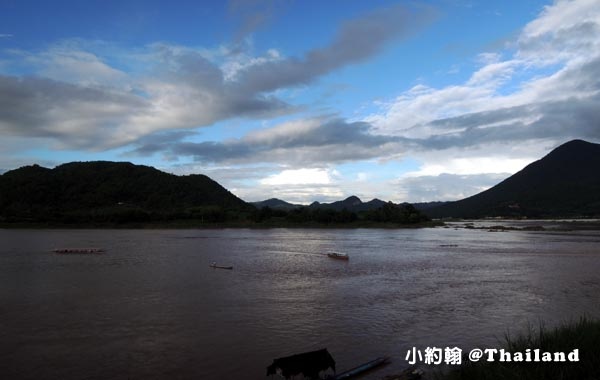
left=1, top=0, right=599, bottom=204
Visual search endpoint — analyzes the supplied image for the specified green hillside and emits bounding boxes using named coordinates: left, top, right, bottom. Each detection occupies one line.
left=0, top=161, right=251, bottom=224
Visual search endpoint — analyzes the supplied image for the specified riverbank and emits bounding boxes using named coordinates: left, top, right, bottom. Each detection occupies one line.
left=0, top=219, right=443, bottom=229
left=380, top=318, right=600, bottom=380
left=443, top=218, right=600, bottom=231
left=434, top=317, right=600, bottom=380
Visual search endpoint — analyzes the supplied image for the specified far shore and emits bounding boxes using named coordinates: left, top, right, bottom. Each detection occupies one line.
left=3, top=218, right=600, bottom=230
left=0, top=220, right=444, bottom=229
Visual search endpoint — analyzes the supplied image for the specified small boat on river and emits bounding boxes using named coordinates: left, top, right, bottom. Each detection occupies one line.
left=52, top=248, right=105, bottom=254
left=332, top=356, right=390, bottom=379
left=210, top=262, right=233, bottom=270
left=327, top=252, right=349, bottom=260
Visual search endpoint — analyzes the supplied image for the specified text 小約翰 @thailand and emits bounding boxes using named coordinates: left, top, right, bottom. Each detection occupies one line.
left=405, top=347, right=579, bottom=365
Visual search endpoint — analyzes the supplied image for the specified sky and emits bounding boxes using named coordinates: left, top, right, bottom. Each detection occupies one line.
left=1, top=0, right=599, bottom=204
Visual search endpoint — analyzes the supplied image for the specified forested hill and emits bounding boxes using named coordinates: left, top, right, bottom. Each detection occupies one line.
left=0, top=161, right=251, bottom=223
left=425, top=139, right=600, bottom=219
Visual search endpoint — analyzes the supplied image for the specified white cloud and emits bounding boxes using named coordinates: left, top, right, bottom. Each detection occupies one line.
left=402, top=157, right=531, bottom=177
left=394, top=173, right=510, bottom=202
left=356, top=172, right=369, bottom=181
left=244, top=118, right=322, bottom=145
left=170, top=163, right=347, bottom=204
left=260, top=168, right=333, bottom=185
left=476, top=52, right=502, bottom=65
left=518, top=0, right=600, bottom=64
left=0, top=42, right=293, bottom=149
left=466, top=59, right=517, bottom=87
left=0, top=2, right=433, bottom=151
left=6, top=41, right=130, bottom=88
left=221, top=48, right=282, bottom=81
left=371, top=0, right=600, bottom=133
left=366, top=0, right=600, bottom=194
left=241, top=184, right=345, bottom=204
left=40, top=48, right=128, bottom=87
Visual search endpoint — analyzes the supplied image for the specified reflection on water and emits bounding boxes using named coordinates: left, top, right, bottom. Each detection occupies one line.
left=1, top=227, right=600, bottom=379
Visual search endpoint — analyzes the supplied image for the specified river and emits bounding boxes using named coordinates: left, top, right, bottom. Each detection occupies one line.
left=1, top=226, right=599, bottom=379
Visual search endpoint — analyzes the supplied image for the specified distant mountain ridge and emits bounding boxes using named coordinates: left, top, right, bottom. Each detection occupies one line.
left=425, top=139, right=600, bottom=218
left=308, top=196, right=387, bottom=212
left=251, top=198, right=302, bottom=210
left=2, top=139, right=597, bottom=224
left=253, top=196, right=388, bottom=212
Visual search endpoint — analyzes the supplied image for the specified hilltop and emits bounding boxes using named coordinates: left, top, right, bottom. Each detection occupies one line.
left=4, top=139, right=596, bottom=225
left=251, top=198, right=302, bottom=210
left=425, top=139, right=600, bottom=218
left=308, top=196, right=387, bottom=212
left=0, top=161, right=251, bottom=224
left=0, top=161, right=430, bottom=227
left=252, top=196, right=388, bottom=212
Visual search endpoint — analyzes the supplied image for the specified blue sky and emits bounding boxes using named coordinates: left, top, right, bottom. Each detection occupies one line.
left=1, top=0, right=599, bottom=203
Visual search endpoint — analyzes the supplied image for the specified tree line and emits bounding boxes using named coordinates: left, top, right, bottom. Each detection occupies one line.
left=251, top=202, right=429, bottom=225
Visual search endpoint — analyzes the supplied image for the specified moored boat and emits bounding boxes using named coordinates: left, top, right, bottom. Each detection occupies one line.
left=332, top=356, right=390, bottom=379
left=210, top=262, right=233, bottom=270
left=52, top=248, right=105, bottom=254
left=327, top=252, right=349, bottom=260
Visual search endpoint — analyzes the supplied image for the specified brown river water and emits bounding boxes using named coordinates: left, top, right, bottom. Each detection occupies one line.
left=1, top=225, right=599, bottom=379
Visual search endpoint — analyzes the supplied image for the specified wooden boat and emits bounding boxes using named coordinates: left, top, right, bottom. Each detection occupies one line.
left=267, top=348, right=335, bottom=379
left=209, top=263, right=233, bottom=270
left=52, top=248, right=105, bottom=254
left=267, top=349, right=387, bottom=380
left=327, top=252, right=349, bottom=260
left=332, top=356, right=389, bottom=379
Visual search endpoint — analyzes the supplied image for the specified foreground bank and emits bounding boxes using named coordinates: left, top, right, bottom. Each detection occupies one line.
left=434, top=317, right=600, bottom=380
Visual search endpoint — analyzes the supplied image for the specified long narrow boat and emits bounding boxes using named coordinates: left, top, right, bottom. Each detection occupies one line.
left=332, top=356, right=390, bottom=379
left=327, top=252, right=349, bottom=260
left=209, top=263, right=233, bottom=270
left=52, top=248, right=105, bottom=254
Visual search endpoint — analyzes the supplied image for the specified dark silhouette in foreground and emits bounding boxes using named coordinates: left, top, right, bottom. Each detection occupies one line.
left=267, top=348, right=336, bottom=379
left=266, top=349, right=391, bottom=380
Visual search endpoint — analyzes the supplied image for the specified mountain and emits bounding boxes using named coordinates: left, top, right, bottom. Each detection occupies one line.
left=0, top=161, right=251, bottom=223
left=252, top=195, right=388, bottom=212
left=413, top=201, right=451, bottom=211
left=251, top=198, right=302, bottom=210
left=308, top=196, right=387, bottom=212
left=425, top=139, right=600, bottom=218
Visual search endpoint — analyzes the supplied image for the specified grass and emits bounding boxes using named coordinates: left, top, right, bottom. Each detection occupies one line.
left=438, top=317, right=600, bottom=380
